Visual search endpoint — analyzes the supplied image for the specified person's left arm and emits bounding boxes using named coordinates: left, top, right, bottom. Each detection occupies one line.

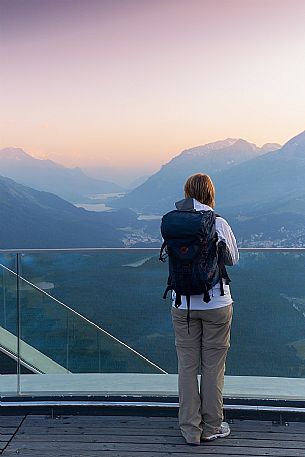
left=216, top=217, right=239, bottom=266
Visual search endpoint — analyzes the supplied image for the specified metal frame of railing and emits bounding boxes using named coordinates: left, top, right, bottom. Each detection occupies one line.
left=1, top=247, right=305, bottom=252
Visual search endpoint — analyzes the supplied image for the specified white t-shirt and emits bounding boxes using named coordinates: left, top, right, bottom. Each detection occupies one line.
left=172, top=199, right=239, bottom=310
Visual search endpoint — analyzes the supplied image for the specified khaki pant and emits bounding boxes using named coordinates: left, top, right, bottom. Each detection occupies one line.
left=171, top=304, right=232, bottom=442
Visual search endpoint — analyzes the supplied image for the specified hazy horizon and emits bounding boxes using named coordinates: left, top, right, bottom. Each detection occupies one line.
left=1, top=0, right=305, bottom=171
left=0, top=132, right=286, bottom=187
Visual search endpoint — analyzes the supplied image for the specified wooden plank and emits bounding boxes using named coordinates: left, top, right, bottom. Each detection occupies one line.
left=0, top=436, right=13, bottom=442
left=22, top=416, right=305, bottom=432
left=3, top=442, right=305, bottom=456
left=231, top=431, right=305, bottom=441
left=3, top=449, right=270, bottom=457
left=0, top=429, right=17, bottom=435
left=24, top=414, right=178, bottom=422
left=12, top=434, right=187, bottom=444
left=22, top=416, right=304, bottom=428
left=17, top=426, right=305, bottom=441
left=22, top=415, right=179, bottom=426
left=0, top=450, right=250, bottom=457
left=0, top=417, right=24, bottom=427
left=206, top=438, right=305, bottom=449
left=18, top=420, right=305, bottom=435
left=231, top=421, right=305, bottom=433
left=214, top=434, right=305, bottom=447
left=232, top=427, right=305, bottom=435
left=21, top=418, right=180, bottom=430
left=18, top=426, right=182, bottom=435
left=10, top=434, right=305, bottom=449
left=23, top=415, right=172, bottom=426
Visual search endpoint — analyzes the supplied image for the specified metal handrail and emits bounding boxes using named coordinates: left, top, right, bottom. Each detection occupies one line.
left=0, top=247, right=305, bottom=253
left=0, top=345, right=41, bottom=374
left=0, top=263, right=167, bottom=375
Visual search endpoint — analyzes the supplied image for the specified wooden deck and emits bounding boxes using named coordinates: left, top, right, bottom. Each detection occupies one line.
left=0, top=414, right=305, bottom=456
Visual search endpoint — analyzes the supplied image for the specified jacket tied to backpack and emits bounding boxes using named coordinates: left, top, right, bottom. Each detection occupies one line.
left=159, top=197, right=231, bottom=333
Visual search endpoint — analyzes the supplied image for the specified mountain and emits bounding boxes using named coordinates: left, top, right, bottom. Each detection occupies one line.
left=216, top=130, right=305, bottom=216
left=0, top=148, right=125, bottom=202
left=109, top=139, right=280, bottom=214
left=0, top=175, right=138, bottom=248
left=212, top=130, right=305, bottom=245
left=128, top=175, right=150, bottom=189
left=107, top=131, right=305, bottom=246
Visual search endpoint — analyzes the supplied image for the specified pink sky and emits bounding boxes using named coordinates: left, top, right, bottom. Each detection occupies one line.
left=1, top=0, right=305, bottom=172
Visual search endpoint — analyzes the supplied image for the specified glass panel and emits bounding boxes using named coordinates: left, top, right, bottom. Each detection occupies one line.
left=0, top=254, right=18, bottom=395
left=19, top=281, right=69, bottom=374
left=18, top=252, right=163, bottom=395
left=15, top=249, right=305, bottom=399
left=228, top=251, right=305, bottom=378
left=19, top=250, right=171, bottom=371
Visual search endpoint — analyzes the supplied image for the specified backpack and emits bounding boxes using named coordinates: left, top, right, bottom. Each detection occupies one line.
left=159, top=207, right=230, bottom=332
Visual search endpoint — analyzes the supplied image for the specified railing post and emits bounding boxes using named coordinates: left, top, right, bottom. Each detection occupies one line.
left=97, top=331, right=101, bottom=373
left=16, top=252, right=21, bottom=396
left=66, top=312, right=69, bottom=372
left=2, top=267, right=7, bottom=328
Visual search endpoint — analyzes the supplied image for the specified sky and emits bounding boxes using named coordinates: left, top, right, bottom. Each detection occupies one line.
left=1, top=0, right=305, bottom=180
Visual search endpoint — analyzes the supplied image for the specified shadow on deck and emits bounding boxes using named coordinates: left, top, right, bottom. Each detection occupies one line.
left=1, top=414, right=305, bottom=456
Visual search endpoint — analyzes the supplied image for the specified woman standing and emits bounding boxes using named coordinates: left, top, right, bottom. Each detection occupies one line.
left=171, top=173, right=239, bottom=446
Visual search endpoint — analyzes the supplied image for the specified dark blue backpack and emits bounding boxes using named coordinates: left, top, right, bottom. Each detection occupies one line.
left=159, top=207, right=229, bottom=332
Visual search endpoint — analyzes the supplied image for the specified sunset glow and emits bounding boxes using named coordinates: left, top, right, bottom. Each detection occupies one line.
left=1, top=0, right=305, bottom=173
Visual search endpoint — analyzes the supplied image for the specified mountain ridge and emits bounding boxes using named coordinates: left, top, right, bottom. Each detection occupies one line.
left=0, top=147, right=125, bottom=202
left=109, top=138, right=281, bottom=214
left=0, top=174, right=137, bottom=248
left=107, top=130, right=305, bottom=246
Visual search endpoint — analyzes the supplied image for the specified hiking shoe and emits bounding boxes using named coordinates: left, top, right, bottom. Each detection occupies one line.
left=201, top=422, right=231, bottom=441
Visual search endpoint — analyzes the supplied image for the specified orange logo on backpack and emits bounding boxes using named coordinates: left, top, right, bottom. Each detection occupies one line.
left=180, top=246, right=189, bottom=254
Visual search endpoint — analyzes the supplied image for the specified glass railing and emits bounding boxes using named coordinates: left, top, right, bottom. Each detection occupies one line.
left=1, top=248, right=305, bottom=400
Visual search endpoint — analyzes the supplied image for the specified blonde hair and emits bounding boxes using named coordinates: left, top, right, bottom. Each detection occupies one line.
left=184, top=173, right=215, bottom=208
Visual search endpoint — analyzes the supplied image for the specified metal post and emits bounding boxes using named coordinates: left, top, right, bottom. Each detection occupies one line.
left=16, top=252, right=21, bottom=395
left=66, top=312, right=69, bottom=372
left=98, top=331, right=101, bottom=373
left=2, top=267, right=7, bottom=328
